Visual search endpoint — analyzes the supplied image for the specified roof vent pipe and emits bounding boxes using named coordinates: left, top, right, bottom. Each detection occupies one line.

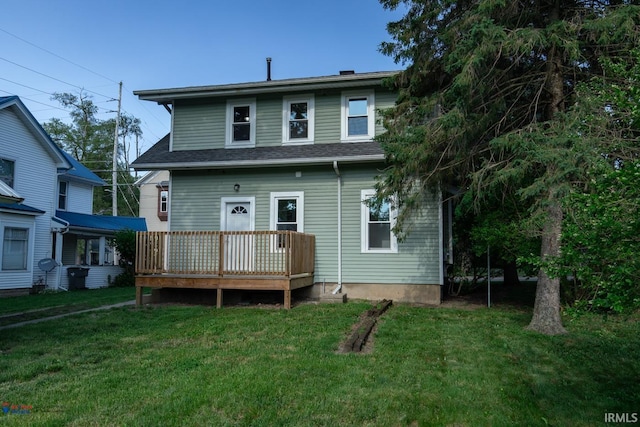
left=266, top=57, right=272, bottom=81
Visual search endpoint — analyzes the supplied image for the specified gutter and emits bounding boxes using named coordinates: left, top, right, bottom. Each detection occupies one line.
left=51, top=216, right=70, bottom=234
left=332, top=161, right=342, bottom=294
left=134, top=71, right=398, bottom=103
left=132, top=154, right=385, bottom=171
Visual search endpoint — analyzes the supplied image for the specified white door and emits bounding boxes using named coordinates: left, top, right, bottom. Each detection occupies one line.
left=226, top=203, right=251, bottom=232
left=223, top=201, right=253, bottom=271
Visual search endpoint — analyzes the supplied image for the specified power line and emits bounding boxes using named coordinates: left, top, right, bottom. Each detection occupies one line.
left=0, top=27, right=169, bottom=151
left=0, top=27, right=119, bottom=85
left=0, top=88, right=68, bottom=112
left=0, top=56, right=114, bottom=101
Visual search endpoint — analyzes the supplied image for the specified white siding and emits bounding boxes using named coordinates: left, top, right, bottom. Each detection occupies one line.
left=65, top=181, right=94, bottom=214
left=138, top=170, right=169, bottom=232
left=0, top=108, right=59, bottom=290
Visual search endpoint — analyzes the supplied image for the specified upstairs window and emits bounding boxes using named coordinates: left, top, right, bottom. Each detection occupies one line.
left=341, top=91, right=375, bottom=141
left=0, top=158, right=15, bottom=188
left=226, top=99, right=256, bottom=147
left=361, top=189, right=397, bottom=253
left=58, top=181, right=68, bottom=210
left=283, top=95, right=314, bottom=144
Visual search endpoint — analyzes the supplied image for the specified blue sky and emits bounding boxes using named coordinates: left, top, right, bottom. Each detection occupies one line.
left=1, top=0, right=406, bottom=157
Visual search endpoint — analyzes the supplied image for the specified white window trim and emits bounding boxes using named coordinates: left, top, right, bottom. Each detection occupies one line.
left=269, top=191, right=304, bottom=253
left=269, top=191, right=304, bottom=232
left=220, top=196, right=256, bottom=231
left=226, top=98, right=257, bottom=148
left=58, top=181, right=68, bottom=211
left=361, top=189, right=398, bottom=254
left=341, top=90, right=375, bottom=142
left=282, top=95, right=314, bottom=145
left=1, top=220, right=35, bottom=272
left=159, top=190, right=168, bottom=213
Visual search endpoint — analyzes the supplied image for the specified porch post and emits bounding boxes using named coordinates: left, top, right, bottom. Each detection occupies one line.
left=98, top=236, right=106, bottom=265
left=54, top=231, right=64, bottom=290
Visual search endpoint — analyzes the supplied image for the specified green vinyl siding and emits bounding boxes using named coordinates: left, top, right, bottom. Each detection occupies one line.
left=170, top=87, right=396, bottom=150
left=171, top=167, right=339, bottom=282
left=314, top=93, right=341, bottom=144
left=255, top=96, right=282, bottom=147
left=374, top=89, right=396, bottom=135
left=172, top=100, right=226, bottom=150
left=339, top=166, right=441, bottom=284
left=170, top=163, right=440, bottom=286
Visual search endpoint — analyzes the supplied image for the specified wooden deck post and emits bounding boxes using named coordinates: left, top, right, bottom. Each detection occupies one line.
left=217, top=288, right=223, bottom=308
left=284, top=290, right=291, bottom=309
left=135, top=286, right=144, bottom=306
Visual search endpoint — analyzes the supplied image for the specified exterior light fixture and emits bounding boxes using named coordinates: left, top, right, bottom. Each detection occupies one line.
left=234, top=183, right=240, bottom=192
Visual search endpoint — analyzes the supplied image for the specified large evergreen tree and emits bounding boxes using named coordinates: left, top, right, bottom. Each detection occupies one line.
left=376, top=0, right=640, bottom=334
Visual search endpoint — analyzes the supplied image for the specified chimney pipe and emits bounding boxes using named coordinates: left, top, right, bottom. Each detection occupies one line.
left=266, top=57, right=272, bottom=81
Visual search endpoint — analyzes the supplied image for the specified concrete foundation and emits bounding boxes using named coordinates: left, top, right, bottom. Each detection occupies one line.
left=309, top=282, right=441, bottom=305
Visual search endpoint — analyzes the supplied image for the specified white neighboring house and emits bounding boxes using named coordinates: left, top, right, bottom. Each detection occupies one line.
left=0, top=96, right=146, bottom=295
left=135, top=166, right=169, bottom=232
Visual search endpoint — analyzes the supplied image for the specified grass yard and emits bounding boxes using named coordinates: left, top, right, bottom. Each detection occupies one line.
left=0, top=287, right=138, bottom=327
left=0, top=288, right=638, bottom=426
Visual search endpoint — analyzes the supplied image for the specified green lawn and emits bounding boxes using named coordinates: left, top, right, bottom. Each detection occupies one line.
left=0, top=287, right=138, bottom=327
left=0, top=290, right=638, bottom=426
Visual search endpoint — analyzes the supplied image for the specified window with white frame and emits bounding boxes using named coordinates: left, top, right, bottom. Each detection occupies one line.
left=341, top=91, right=375, bottom=141
left=2, top=227, right=29, bottom=270
left=270, top=192, right=304, bottom=249
left=58, top=181, right=68, bottom=210
left=0, top=158, right=15, bottom=188
left=158, top=186, right=168, bottom=221
left=361, top=189, right=397, bottom=253
left=226, top=99, right=256, bottom=147
left=283, top=95, right=314, bottom=144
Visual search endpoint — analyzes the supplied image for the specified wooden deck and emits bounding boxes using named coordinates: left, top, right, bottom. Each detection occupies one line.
left=134, top=230, right=315, bottom=309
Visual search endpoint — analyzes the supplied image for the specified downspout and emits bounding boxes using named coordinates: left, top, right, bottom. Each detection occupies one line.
left=332, top=161, right=342, bottom=294
left=52, top=216, right=69, bottom=291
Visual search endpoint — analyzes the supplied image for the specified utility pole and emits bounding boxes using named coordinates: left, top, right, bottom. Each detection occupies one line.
left=112, top=81, right=122, bottom=216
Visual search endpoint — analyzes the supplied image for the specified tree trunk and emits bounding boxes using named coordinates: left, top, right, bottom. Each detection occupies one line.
left=527, top=200, right=567, bottom=335
left=528, top=0, right=567, bottom=335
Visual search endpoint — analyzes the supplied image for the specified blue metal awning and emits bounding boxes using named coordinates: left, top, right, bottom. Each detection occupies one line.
left=0, top=202, right=45, bottom=215
left=55, top=210, right=147, bottom=233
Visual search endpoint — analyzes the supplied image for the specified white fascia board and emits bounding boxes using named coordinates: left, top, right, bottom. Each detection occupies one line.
left=134, top=170, right=161, bottom=186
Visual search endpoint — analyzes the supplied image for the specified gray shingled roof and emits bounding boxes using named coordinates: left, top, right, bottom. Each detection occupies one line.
left=131, top=134, right=385, bottom=170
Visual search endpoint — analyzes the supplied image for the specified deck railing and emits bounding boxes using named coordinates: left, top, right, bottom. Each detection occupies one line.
left=135, top=231, right=315, bottom=277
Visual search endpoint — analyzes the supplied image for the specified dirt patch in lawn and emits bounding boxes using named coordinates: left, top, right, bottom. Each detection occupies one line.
left=338, top=300, right=392, bottom=354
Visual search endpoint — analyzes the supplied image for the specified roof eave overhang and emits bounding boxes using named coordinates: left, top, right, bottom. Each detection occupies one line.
left=0, top=207, right=44, bottom=216
left=132, top=154, right=385, bottom=171
left=66, top=225, right=118, bottom=235
left=134, top=72, right=398, bottom=104
left=60, top=174, right=106, bottom=187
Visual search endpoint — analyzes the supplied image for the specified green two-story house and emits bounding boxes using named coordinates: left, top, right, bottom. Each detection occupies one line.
left=132, top=70, right=448, bottom=306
